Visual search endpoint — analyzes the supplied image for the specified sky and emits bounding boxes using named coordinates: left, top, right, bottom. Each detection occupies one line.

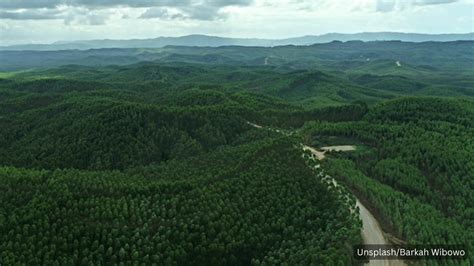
left=0, top=0, right=472, bottom=45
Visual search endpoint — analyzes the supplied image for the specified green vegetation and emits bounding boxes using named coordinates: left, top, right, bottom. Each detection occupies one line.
left=302, top=97, right=474, bottom=264
left=0, top=41, right=472, bottom=264
left=0, top=138, right=362, bottom=265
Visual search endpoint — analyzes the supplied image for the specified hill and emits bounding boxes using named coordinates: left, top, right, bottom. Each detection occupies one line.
left=0, top=138, right=362, bottom=265
left=2, top=41, right=473, bottom=74
left=302, top=97, right=474, bottom=263
left=0, top=42, right=472, bottom=265
left=1, top=32, right=472, bottom=51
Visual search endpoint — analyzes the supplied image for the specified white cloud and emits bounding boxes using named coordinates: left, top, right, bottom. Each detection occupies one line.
left=0, top=0, right=471, bottom=45
left=414, top=0, right=458, bottom=5
left=375, top=0, right=459, bottom=12
left=0, top=0, right=255, bottom=22
left=0, top=9, right=63, bottom=20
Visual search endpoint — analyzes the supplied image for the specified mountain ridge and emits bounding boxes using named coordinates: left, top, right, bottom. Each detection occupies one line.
left=1, top=32, right=473, bottom=51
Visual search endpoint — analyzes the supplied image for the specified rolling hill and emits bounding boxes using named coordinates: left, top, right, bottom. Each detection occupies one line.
left=1, top=32, right=472, bottom=51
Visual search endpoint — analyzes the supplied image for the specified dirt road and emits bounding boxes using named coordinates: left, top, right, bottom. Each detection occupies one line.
left=249, top=122, right=404, bottom=265
left=303, top=145, right=405, bottom=266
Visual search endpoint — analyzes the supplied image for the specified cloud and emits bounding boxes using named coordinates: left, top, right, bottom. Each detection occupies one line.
left=72, top=0, right=192, bottom=8
left=69, top=13, right=109, bottom=25
left=413, top=0, right=458, bottom=5
left=0, top=0, right=252, bottom=9
left=139, top=7, right=168, bottom=18
left=183, top=5, right=226, bottom=20
left=0, top=9, right=63, bottom=20
left=1, top=0, right=471, bottom=45
left=208, top=0, right=253, bottom=6
left=139, top=6, right=226, bottom=21
left=375, top=1, right=392, bottom=12
left=375, top=0, right=458, bottom=12
left=73, top=0, right=252, bottom=9
left=0, top=0, right=63, bottom=9
left=138, top=0, right=254, bottom=21
left=0, top=6, right=110, bottom=25
left=138, top=7, right=177, bottom=19
left=62, top=7, right=112, bottom=25
left=0, top=0, right=254, bottom=22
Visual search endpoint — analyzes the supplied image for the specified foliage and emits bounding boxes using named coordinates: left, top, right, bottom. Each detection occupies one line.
left=0, top=41, right=472, bottom=264
left=0, top=139, right=361, bottom=265
left=302, top=97, right=474, bottom=264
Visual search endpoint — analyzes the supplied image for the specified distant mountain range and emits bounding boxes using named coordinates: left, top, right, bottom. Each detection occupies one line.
left=2, top=40, right=472, bottom=72
left=1, top=32, right=473, bottom=51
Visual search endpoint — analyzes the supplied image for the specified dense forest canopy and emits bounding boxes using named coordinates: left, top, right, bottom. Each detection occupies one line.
left=0, top=40, right=472, bottom=265
left=302, top=98, right=473, bottom=258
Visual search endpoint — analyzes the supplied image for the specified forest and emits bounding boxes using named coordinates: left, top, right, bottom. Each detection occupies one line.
left=0, top=40, right=472, bottom=265
left=302, top=97, right=473, bottom=264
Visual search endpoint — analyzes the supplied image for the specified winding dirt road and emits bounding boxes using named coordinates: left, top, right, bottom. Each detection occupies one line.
left=357, top=201, right=391, bottom=266
left=357, top=200, right=387, bottom=247
left=249, top=122, right=404, bottom=265
left=303, top=144, right=405, bottom=266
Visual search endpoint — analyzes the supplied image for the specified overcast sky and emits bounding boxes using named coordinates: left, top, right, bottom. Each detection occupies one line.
left=0, top=0, right=472, bottom=45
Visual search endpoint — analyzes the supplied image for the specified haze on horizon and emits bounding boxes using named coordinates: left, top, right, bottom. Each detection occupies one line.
left=0, top=0, right=473, bottom=45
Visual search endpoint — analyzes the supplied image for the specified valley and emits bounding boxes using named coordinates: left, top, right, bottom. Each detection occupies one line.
left=302, top=142, right=400, bottom=266
left=0, top=40, right=472, bottom=265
